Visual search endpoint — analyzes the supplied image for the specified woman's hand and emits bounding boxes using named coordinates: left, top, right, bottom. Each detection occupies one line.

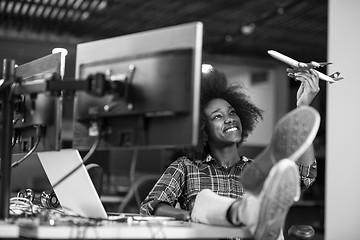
left=287, top=67, right=320, bottom=107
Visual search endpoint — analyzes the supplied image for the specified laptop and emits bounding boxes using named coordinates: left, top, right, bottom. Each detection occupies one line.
left=37, top=149, right=108, bottom=219
left=38, top=149, right=176, bottom=222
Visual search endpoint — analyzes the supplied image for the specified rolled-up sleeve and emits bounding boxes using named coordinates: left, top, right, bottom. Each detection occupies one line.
left=139, top=158, right=187, bottom=215
left=297, top=159, right=317, bottom=191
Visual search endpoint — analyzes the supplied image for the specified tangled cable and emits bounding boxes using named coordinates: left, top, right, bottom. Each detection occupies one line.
left=9, top=196, right=35, bottom=215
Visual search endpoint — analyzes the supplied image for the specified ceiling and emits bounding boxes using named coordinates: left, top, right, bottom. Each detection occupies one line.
left=0, top=0, right=328, bottom=62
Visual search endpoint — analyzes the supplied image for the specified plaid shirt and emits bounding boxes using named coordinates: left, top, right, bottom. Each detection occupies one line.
left=140, top=155, right=317, bottom=215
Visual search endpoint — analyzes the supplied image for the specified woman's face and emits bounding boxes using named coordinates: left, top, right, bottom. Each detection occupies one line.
left=204, top=98, right=242, bottom=147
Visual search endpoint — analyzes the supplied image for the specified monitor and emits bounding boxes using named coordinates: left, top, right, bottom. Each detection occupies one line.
left=12, top=53, right=63, bottom=153
left=73, top=22, right=203, bottom=150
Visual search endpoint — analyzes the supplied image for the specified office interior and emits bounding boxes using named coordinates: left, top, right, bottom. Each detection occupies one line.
left=0, top=0, right=359, bottom=239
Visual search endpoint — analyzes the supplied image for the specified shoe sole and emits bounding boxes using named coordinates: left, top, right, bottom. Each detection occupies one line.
left=241, top=106, right=320, bottom=194
left=255, top=159, right=299, bottom=240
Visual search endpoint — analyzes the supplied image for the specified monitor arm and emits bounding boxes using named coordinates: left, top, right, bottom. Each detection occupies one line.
left=0, top=60, right=136, bottom=219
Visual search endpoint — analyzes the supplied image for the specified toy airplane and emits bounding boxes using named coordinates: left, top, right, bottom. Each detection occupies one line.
left=268, top=50, right=344, bottom=83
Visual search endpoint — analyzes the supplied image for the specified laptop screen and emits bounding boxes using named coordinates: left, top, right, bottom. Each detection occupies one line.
left=37, top=149, right=107, bottom=219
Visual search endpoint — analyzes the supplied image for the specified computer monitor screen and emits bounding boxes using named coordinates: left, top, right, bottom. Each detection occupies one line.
left=73, top=22, right=203, bottom=150
left=12, top=53, right=62, bottom=153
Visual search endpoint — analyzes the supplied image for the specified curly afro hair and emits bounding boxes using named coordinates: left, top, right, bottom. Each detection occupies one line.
left=183, top=65, right=263, bottom=160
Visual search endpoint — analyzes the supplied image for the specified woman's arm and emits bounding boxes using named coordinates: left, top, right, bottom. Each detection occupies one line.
left=288, top=67, right=319, bottom=189
left=154, top=203, right=191, bottom=221
left=291, top=68, right=320, bottom=166
left=139, top=158, right=187, bottom=215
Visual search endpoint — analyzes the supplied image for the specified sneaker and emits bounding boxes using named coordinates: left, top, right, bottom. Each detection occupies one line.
left=254, top=159, right=300, bottom=240
left=241, top=106, right=320, bottom=194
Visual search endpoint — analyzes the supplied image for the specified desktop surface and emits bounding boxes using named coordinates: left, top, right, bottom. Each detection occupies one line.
left=18, top=220, right=252, bottom=239
left=0, top=220, right=19, bottom=238
left=2, top=208, right=253, bottom=239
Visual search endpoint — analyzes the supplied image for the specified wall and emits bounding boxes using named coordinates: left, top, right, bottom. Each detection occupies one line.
left=326, top=0, right=360, bottom=239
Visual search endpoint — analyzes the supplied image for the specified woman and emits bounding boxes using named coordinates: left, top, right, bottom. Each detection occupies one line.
left=139, top=64, right=320, bottom=238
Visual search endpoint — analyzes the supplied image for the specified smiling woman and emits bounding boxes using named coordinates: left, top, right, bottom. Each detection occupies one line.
left=139, top=64, right=320, bottom=239
left=139, top=65, right=263, bottom=219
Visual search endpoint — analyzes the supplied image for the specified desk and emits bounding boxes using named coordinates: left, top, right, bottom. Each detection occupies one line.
left=0, top=221, right=19, bottom=238
left=19, top=222, right=252, bottom=239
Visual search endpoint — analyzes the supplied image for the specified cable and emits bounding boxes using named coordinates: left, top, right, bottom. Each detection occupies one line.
left=11, top=125, right=42, bottom=168
left=9, top=196, right=34, bottom=215
left=7, top=81, right=17, bottom=102
left=82, top=133, right=100, bottom=163
left=51, top=133, right=101, bottom=190
left=129, top=148, right=142, bottom=207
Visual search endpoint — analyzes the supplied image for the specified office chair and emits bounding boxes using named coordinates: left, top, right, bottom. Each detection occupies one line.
left=117, top=174, right=160, bottom=213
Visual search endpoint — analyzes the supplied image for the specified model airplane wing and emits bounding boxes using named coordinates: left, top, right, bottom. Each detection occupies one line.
left=267, top=50, right=344, bottom=83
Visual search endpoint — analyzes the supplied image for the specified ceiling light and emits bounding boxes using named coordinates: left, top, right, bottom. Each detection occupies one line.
left=241, top=23, right=256, bottom=35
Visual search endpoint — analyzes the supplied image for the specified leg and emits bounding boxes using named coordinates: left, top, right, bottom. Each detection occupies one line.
left=191, top=188, right=235, bottom=226
left=241, top=106, right=320, bottom=194
left=254, top=159, right=300, bottom=240
left=233, top=159, right=299, bottom=239
left=191, top=159, right=300, bottom=240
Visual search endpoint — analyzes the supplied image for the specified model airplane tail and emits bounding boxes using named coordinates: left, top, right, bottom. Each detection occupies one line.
left=267, top=50, right=344, bottom=83
left=328, top=72, right=344, bottom=83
